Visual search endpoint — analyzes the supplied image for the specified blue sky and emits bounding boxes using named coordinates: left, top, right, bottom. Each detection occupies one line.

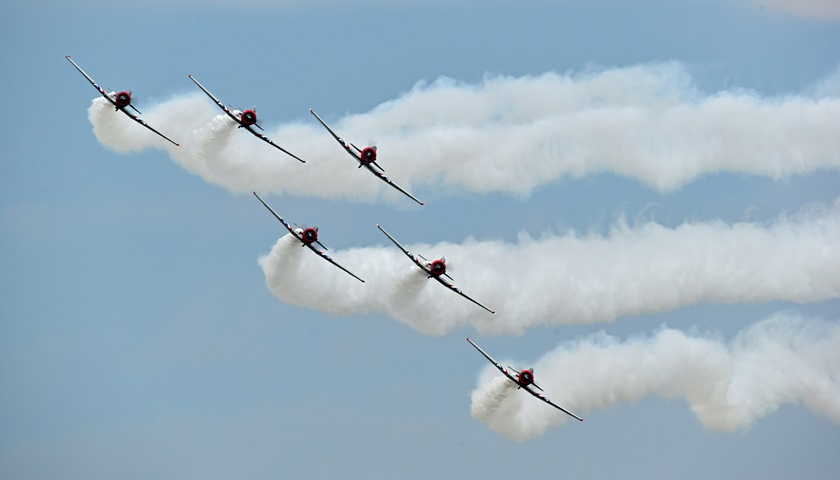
left=2, top=1, right=839, bottom=478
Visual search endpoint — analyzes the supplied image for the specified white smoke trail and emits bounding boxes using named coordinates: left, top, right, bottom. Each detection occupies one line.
left=258, top=199, right=840, bottom=335
left=470, top=313, right=840, bottom=440
left=89, top=63, right=840, bottom=201
left=470, top=375, right=518, bottom=423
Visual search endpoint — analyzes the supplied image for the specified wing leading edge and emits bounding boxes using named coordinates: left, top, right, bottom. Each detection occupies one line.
left=376, top=223, right=426, bottom=272
left=466, top=337, right=519, bottom=383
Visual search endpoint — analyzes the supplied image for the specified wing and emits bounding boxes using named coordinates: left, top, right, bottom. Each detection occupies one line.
left=253, top=192, right=301, bottom=241
left=243, top=125, right=306, bottom=163
left=310, top=109, right=355, bottom=157
left=376, top=224, right=428, bottom=273
left=522, top=385, right=584, bottom=422
left=465, top=338, right=520, bottom=383
left=303, top=243, right=365, bottom=283
left=115, top=108, right=180, bottom=146
left=310, top=110, right=423, bottom=205
left=188, top=74, right=241, bottom=123
left=66, top=56, right=113, bottom=105
left=433, top=275, right=496, bottom=314
left=362, top=164, right=425, bottom=206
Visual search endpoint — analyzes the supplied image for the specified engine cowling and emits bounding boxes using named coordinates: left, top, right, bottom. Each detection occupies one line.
left=360, top=146, right=377, bottom=164
left=518, top=369, right=534, bottom=387
left=302, top=227, right=318, bottom=244
left=241, top=109, right=257, bottom=126
left=429, top=259, right=446, bottom=276
left=115, top=91, right=132, bottom=108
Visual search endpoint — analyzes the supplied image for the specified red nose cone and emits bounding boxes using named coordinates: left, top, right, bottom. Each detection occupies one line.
left=302, top=228, right=318, bottom=244
left=430, top=260, right=446, bottom=276
left=115, top=91, right=131, bottom=108
left=360, top=147, right=377, bottom=164
left=242, top=110, right=257, bottom=125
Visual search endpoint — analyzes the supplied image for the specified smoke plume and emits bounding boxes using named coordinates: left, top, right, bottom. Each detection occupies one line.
left=259, top=199, right=840, bottom=335
left=89, top=63, right=840, bottom=201
left=470, top=313, right=840, bottom=440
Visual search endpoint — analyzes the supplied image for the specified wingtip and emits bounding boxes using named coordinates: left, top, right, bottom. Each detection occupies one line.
left=65, top=55, right=71, bottom=59
left=309, top=108, right=314, bottom=113
left=466, top=337, right=471, bottom=341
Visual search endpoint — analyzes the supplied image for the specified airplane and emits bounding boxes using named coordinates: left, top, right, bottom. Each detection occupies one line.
left=466, top=337, right=583, bottom=422
left=309, top=109, right=424, bottom=206
left=188, top=75, right=305, bottom=163
left=65, top=56, right=180, bottom=147
left=376, top=224, right=495, bottom=314
left=253, top=192, right=364, bottom=283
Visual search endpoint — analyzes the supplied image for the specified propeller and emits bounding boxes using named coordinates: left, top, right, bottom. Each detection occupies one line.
left=251, top=106, right=265, bottom=130
left=368, top=142, right=385, bottom=172
left=438, top=256, right=456, bottom=280
left=122, top=90, right=140, bottom=112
